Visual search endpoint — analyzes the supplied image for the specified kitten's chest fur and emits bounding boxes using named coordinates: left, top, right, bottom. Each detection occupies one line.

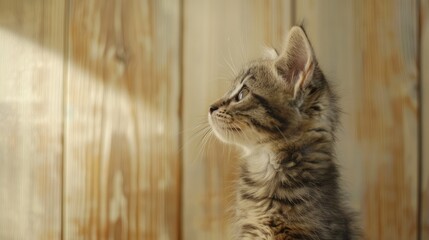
left=234, top=145, right=357, bottom=240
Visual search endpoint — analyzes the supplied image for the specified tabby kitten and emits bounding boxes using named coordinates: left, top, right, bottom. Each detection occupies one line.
left=208, top=26, right=358, bottom=239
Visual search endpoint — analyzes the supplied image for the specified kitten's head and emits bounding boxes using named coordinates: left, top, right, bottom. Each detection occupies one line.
left=208, top=26, right=338, bottom=151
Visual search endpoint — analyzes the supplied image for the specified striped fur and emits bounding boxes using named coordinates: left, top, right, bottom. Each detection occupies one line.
left=208, top=26, right=360, bottom=239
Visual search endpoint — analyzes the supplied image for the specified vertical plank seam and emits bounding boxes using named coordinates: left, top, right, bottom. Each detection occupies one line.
left=178, top=0, right=185, bottom=239
left=290, top=0, right=296, bottom=26
left=61, top=0, right=71, bottom=239
left=417, top=0, right=423, bottom=239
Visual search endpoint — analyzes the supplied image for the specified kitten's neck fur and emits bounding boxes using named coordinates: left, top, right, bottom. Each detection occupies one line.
left=242, top=127, right=337, bottom=188
left=238, top=126, right=344, bottom=216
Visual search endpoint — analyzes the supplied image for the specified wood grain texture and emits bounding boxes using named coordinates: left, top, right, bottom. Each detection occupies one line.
left=64, top=0, right=181, bottom=239
left=0, top=0, right=65, bottom=239
left=296, top=0, right=419, bottom=239
left=421, top=0, right=429, bottom=238
left=182, top=0, right=292, bottom=239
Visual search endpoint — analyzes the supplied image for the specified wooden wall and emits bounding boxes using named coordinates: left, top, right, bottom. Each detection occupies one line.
left=64, top=0, right=181, bottom=239
left=421, top=0, right=429, bottom=239
left=0, top=0, right=427, bottom=239
left=0, top=0, right=65, bottom=238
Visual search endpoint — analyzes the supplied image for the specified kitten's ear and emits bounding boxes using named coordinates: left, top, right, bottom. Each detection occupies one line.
left=275, top=26, right=315, bottom=98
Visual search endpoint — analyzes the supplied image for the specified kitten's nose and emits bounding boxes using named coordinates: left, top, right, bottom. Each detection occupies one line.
left=209, top=105, right=218, bottom=114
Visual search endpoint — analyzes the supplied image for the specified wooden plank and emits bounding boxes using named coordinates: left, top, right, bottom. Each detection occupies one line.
left=0, top=0, right=65, bottom=239
left=182, top=0, right=292, bottom=239
left=296, top=0, right=419, bottom=239
left=421, top=0, right=429, bottom=238
left=64, top=0, right=181, bottom=239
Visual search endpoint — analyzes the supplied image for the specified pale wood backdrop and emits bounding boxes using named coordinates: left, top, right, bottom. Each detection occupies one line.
left=0, top=0, right=427, bottom=239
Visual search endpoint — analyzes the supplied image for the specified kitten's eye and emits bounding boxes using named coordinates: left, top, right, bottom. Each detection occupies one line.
left=236, top=88, right=249, bottom=101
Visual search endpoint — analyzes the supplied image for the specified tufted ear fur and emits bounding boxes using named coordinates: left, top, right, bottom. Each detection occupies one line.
left=262, top=46, right=279, bottom=60
left=275, top=26, right=316, bottom=98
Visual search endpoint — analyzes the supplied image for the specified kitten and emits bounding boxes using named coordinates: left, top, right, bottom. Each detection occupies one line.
left=208, top=26, right=359, bottom=239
